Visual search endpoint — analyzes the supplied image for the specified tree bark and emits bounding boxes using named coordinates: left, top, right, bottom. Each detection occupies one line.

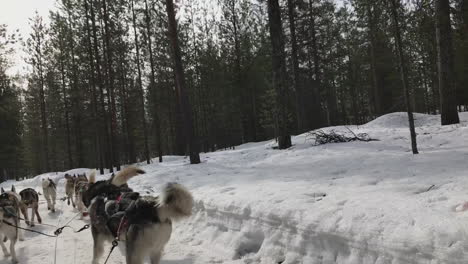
left=102, top=0, right=120, bottom=170
left=58, top=33, right=73, bottom=169
left=308, top=0, right=325, bottom=128
left=390, top=0, right=418, bottom=154
left=144, top=0, right=163, bottom=163
left=287, top=0, right=304, bottom=132
left=34, top=17, right=50, bottom=172
left=267, top=0, right=292, bottom=149
left=84, top=0, right=103, bottom=173
left=435, top=0, right=460, bottom=125
left=90, top=0, right=112, bottom=173
left=64, top=0, right=84, bottom=168
left=366, top=2, right=381, bottom=116
left=165, top=0, right=201, bottom=164
left=131, top=0, right=151, bottom=165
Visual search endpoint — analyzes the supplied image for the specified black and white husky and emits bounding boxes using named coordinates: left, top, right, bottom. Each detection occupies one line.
left=82, top=166, right=194, bottom=264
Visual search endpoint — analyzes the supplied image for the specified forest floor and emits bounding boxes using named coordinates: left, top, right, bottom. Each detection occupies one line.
left=2, top=112, right=468, bottom=264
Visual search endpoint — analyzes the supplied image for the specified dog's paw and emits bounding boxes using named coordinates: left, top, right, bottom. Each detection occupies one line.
left=11, top=258, right=18, bottom=264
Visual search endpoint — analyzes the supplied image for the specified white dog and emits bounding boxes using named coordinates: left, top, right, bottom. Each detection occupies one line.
left=42, top=178, right=57, bottom=213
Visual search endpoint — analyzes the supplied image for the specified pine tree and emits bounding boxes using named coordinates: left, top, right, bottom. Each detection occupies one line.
left=436, top=0, right=460, bottom=124
left=165, top=0, right=201, bottom=164
left=389, top=0, right=418, bottom=154
left=266, top=0, right=292, bottom=149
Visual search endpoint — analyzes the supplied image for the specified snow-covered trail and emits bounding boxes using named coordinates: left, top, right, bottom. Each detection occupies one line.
left=3, top=112, right=468, bottom=263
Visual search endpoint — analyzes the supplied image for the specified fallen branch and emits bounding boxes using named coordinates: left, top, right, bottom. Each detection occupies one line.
left=307, top=129, right=378, bottom=146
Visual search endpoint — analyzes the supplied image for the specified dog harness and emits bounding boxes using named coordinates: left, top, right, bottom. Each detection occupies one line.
left=104, top=192, right=164, bottom=239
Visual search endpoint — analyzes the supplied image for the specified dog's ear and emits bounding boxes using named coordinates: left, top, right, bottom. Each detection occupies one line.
left=11, top=185, right=15, bottom=193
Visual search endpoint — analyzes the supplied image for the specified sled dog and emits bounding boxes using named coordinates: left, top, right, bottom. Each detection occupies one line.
left=42, top=178, right=57, bottom=212
left=82, top=166, right=194, bottom=264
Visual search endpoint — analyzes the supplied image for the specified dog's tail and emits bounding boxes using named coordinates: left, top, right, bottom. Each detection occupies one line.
left=111, top=166, right=145, bottom=187
left=88, top=170, right=96, bottom=184
left=158, top=183, right=193, bottom=221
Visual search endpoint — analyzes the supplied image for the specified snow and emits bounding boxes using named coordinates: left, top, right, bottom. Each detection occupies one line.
left=3, top=112, right=468, bottom=263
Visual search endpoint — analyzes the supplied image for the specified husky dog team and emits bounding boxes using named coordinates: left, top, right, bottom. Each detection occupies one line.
left=0, top=167, right=193, bottom=264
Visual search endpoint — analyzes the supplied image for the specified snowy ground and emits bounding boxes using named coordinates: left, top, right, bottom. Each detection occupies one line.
left=3, top=112, right=468, bottom=264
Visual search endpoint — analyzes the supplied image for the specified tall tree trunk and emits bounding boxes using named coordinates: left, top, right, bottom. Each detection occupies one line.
left=102, top=0, right=120, bottom=170
left=131, top=0, right=150, bottom=164
left=65, top=1, right=84, bottom=168
left=325, top=24, right=338, bottom=126
left=90, top=0, right=112, bottom=173
left=84, top=0, right=104, bottom=173
left=229, top=0, right=245, bottom=143
left=308, top=0, right=324, bottom=128
left=58, top=36, right=73, bottom=169
left=35, top=24, right=50, bottom=172
left=390, top=0, right=418, bottom=154
left=144, top=0, right=163, bottom=163
left=435, top=0, right=460, bottom=125
left=366, top=2, right=381, bottom=116
left=118, top=56, right=135, bottom=164
left=165, top=0, right=201, bottom=164
left=267, top=0, right=292, bottom=149
left=287, top=0, right=304, bottom=132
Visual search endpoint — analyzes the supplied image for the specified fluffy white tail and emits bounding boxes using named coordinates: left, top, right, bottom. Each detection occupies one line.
left=111, top=166, right=145, bottom=187
left=88, top=170, right=96, bottom=184
left=158, top=183, right=194, bottom=221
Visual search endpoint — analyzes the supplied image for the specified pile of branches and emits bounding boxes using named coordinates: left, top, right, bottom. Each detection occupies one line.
left=308, top=128, right=378, bottom=146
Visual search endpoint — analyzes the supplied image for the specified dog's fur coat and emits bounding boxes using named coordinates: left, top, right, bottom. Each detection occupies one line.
left=0, top=188, right=22, bottom=263
left=75, top=171, right=95, bottom=217
left=42, top=178, right=57, bottom=212
left=17, top=188, right=41, bottom=227
left=64, top=174, right=76, bottom=207
left=82, top=166, right=193, bottom=264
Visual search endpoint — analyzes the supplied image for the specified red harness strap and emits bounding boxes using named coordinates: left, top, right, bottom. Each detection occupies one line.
left=116, top=215, right=128, bottom=240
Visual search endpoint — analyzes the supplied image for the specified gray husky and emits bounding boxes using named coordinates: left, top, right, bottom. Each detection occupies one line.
left=82, top=166, right=194, bottom=264
left=17, top=188, right=41, bottom=227
left=75, top=171, right=95, bottom=218
left=0, top=188, right=22, bottom=263
left=64, top=174, right=76, bottom=207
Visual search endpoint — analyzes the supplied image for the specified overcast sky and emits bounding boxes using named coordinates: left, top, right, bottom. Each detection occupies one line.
left=1, top=0, right=56, bottom=36
left=1, top=0, right=56, bottom=74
